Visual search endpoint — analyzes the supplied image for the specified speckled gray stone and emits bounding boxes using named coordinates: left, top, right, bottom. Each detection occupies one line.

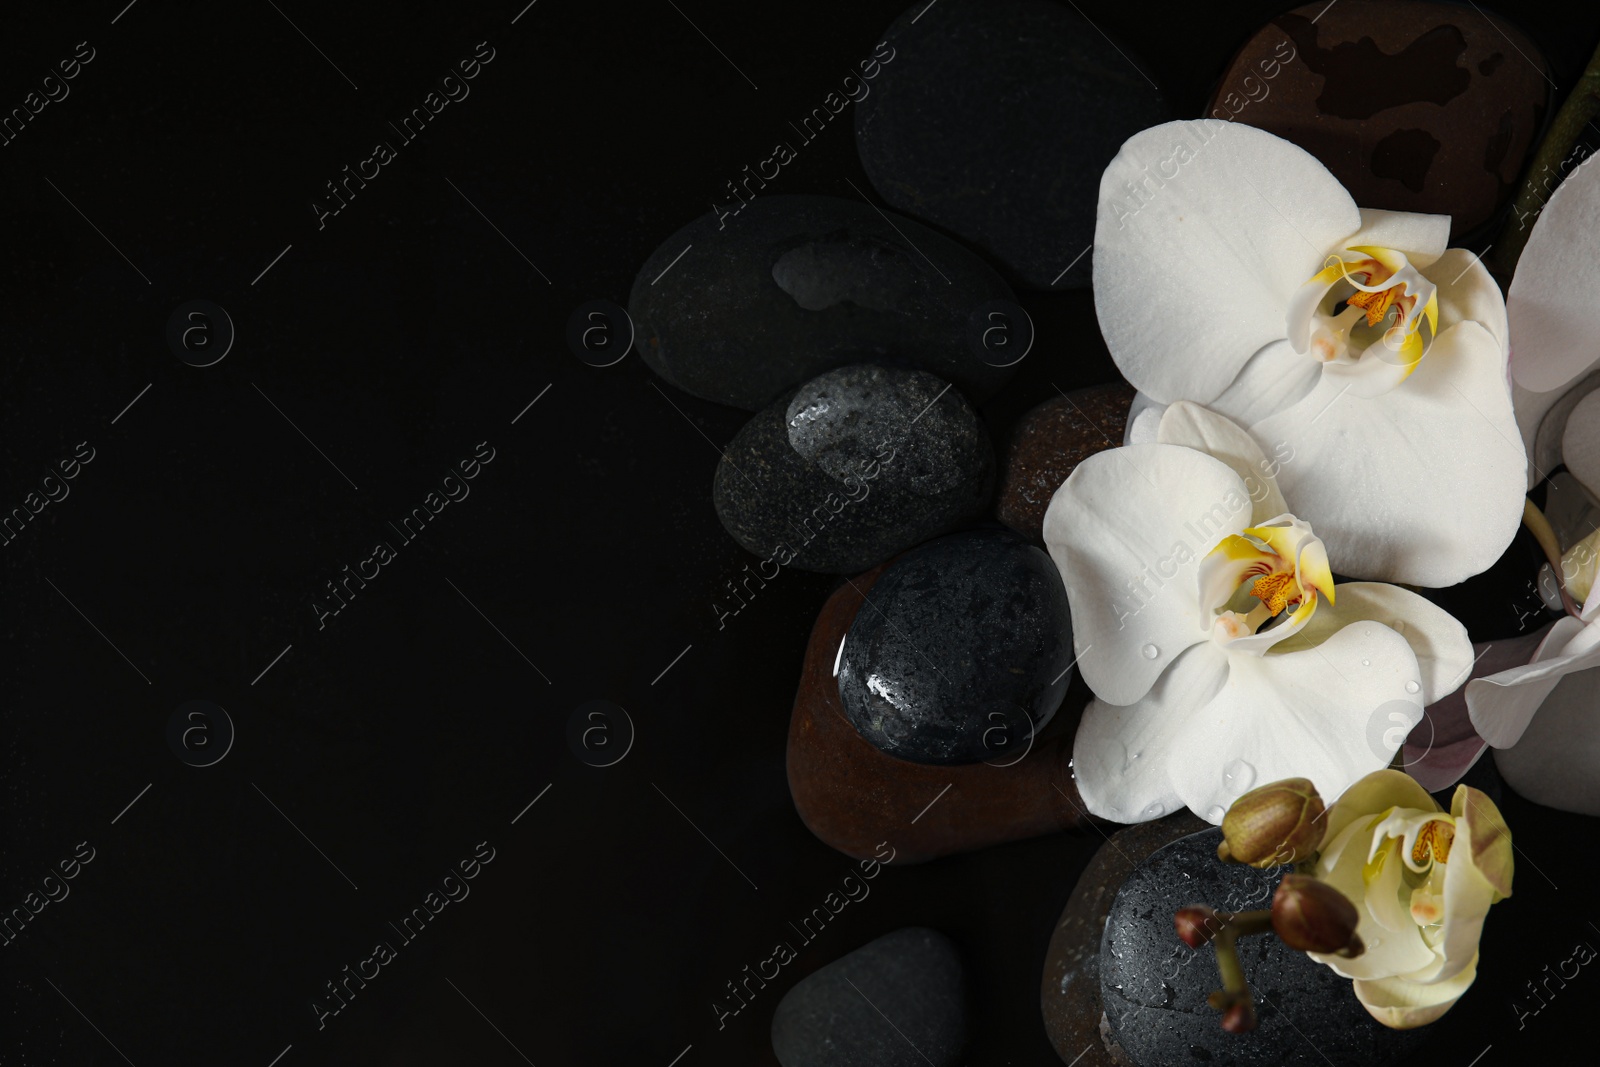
left=836, top=527, right=1073, bottom=764
left=771, top=927, right=968, bottom=1067
left=713, top=365, right=994, bottom=574
left=1101, top=829, right=1433, bottom=1066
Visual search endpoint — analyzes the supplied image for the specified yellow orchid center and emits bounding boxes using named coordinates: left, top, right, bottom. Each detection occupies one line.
left=1295, top=245, right=1440, bottom=381
left=1199, top=516, right=1336, bottom=653
left=1411, top=818, right=1454, bottom=866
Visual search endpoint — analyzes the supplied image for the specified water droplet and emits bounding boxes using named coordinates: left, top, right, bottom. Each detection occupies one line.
left=1206, top=805, right=1226, bottom=822
left=1361, top=658, right=1371, bottom=667
left=1392, top=620, right=1406, bottom=633
left=832, top=635, right=848, bottom=678
left=1143, top=802, right=1166, bottom=818
left=1405, top=680, right=1420, bottom=694
left=1130, top=750, right=1142, bottom=761
left=1364, top=628, right=1373, bottom=637
left=1142, top=643, right=1160, bottom=659
left=1223, top=758, right=1256, bottom=793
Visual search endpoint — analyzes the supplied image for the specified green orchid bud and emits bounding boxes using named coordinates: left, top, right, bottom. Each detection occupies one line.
left=1217, top=777, right=1325, bottom=868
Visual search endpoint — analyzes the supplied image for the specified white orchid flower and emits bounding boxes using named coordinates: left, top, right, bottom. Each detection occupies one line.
left=1509, top=152, right=1600, bottom=497
left=1465, top=474, right=1600, bottom=815
left=1306, top=770, right=1513, bottom=1029
left=1042, top=402, right=1473, bottom=824
left=1099, top=120, right=1524, bottom=587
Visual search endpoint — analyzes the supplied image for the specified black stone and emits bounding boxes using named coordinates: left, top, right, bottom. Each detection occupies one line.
left=771, top=927, right=968, bottom=1067
left=629, top=194, right=1018, bottom=410
left=855, top=0, right=1167, bottom=290
left=1101, top=829, right=1435, bottom=1067
left=713, top=365, right=994, bottom=574
left=836, top=527, right=1073, bottom=764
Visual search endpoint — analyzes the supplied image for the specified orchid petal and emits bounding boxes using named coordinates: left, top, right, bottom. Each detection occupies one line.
left=1254, top=321, right=1525, bottom=586
left=1466, top=617, right=1600, bottom=747
left=1124, top=391, right=1165, bottom=445
left=1156, top=402, right=1288, bottom=524
left=1163, top=623, right=1424, bottom=824
left=1352, top=955, right=1478, bottom=1029
left=1428, top=248, right=1507, bottom=352
left=1561, top=390, right=1600, bottom=499
left=1319, top=768, right=1438, bottom=851
left=1071, top=643, right=1225, bottom=823
left=1507, top=153, right=1600, bottom=393
left=1042, top=444, right=1248, bottom=706
left=1209, top=339, right=1324, bottom=428
left=1314, top=817, right=1437, bottom=980
left=1271, top=583, right=1470, bottom=706
left=1094, top=121, right=1360, bottom=405
left=1405, top=632, right=1545, bottom=791
left=1342, top=208, right=1450, bottom=270
left=1494, top=663, right=1600, bottom=816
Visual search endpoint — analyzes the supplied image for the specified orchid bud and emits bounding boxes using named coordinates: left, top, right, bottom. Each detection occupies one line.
left=1175, top=905, right=1221, bottom=948
left=1272, top=873, right=1364, bottom=956
left=1217, top=777, right=1324, bottom=868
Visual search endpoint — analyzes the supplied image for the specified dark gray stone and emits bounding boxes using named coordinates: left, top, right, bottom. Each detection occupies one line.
left=1101, top=829, right=1434, bottom=1067
left=855, top=0, right=1168, bottom=290
left=772, top=927, right=968, bottom=1067
left=836, top=527, right=1073, bottom=764
left=713, top=365, right=993, bottom=574
left=629, top=194, right=1018, bottom=410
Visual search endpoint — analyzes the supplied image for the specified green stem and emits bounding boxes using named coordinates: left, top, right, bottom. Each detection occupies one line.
left=1495, top=34, right=1600, bottom=277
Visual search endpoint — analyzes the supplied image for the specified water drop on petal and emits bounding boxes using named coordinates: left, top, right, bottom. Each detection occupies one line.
left=1393, top=620, right=1406, bottom=633
left=1405, top=680, right=1420, bottom=694
left=1206, top=805, right=1225, bottom=822
left=1361, top=658, right=1371, bottom=666
left=1223, top=758, right=1256, bottom=793
left=1142, top=643, right=1160, bottom=659
left=1143, top=802, right=1165, bottom=818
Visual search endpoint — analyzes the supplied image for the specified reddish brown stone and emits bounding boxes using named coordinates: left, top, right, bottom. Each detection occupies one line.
left=787, top=562, right=1093, bottom=864
left=995, top=383, right=1136, bottom=543
left=1209, top=0, right=1549, bottom=238
left=1039, top=812, right=1208, bottom=1066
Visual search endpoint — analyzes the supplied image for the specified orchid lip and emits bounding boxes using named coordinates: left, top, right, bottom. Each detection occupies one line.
left=1199, top=514, right=1335, bottom=655
left=1290, top=245, right=1440, bottom=380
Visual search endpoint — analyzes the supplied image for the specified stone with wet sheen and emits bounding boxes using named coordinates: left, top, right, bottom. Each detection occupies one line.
left=630, top=195, right=1018, bottom=409
left=1209, top=0, right=1549, bottom=239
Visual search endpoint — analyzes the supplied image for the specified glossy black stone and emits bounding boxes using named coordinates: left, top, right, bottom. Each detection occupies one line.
left=629, top=194, right=1018, bottom=410
left=835, top=527, right=1072, bottom=764
left=712, top=365, right=994, bottom=575
left=1101, top=829, right=1433, bottom=1067
left=771, top=927, right=968, bottom=1067
left=855, top=0, right=1168, bottom=290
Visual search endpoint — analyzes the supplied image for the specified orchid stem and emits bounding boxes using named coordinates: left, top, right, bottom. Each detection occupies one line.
left=1495, top=33, right=1600, bottom=276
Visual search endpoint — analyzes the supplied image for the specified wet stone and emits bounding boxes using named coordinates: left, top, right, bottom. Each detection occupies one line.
left=713, top=365, right=994, bottom=575
left=855, top=0, right=1168, bottom=290
left=836, top=527, right=1074, bottom=764
left=1101, top=829, right=1433, bottom=1067
left=630, top=194, right=1018, bottom=410
left=996, top=383, right=1137, bottom=543
left=772, top=927, right=969, bottom=1067
left=1209, top=0, right=1550, bottom=239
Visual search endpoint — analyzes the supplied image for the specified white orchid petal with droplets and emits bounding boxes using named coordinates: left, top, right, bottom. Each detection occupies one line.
left=1044, top=403, right=1471, bottom=824
left=1096, top=120, right=1524, bottom=586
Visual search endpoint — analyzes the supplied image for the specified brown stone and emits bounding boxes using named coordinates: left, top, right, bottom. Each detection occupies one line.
left=995, top=383, right=1136, bottom=543
left=1039, top=812, right=1209, bottom=1066
left=1209, top=0, right=1550, bottom=238
left=786, top=562, right=1094, bottom=864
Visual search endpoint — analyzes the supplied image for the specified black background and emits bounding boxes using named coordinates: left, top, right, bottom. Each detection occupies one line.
left=2, top=1, right=1597, bottom=1064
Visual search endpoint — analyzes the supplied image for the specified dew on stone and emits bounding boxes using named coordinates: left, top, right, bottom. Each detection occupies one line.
left=1142, top=643, right=1160, bottom=659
